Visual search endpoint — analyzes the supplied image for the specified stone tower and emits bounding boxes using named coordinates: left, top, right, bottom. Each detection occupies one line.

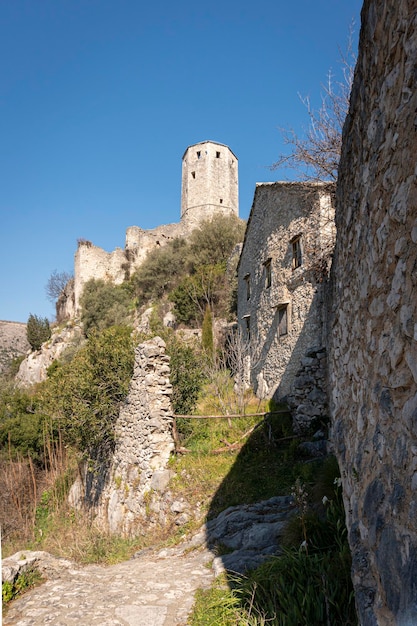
left=181, top=140, right=239, bottom=227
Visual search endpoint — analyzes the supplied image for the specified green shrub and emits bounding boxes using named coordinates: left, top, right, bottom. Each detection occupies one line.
left=0, top=385, right=47, bottom=463
left=167, top=335, right=206, bottom=416
left=2, top=568, right=43, bottom=608
left=131, top=237, right=188, bottom=303
left=40, top=325, right=135, bottom=460
left=80, top=279, right=133, bottom=336
left=26, top=314, right=51, bottom=351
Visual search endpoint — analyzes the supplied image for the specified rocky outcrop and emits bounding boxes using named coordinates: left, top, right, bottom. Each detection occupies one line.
left=329, top=1, right=417, bottom=624
left=16, top=322, right=84, bottom=387
left=206, top=495, right=294, bottom=575
left=0, top=320, right=29, bottom=374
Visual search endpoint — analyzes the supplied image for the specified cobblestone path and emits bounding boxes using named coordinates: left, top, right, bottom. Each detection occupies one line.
left=3, top=546, right=214, bottom=626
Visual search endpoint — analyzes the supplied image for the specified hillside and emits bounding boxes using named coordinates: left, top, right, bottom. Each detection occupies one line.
left=0, top=320, right=29, bottom=374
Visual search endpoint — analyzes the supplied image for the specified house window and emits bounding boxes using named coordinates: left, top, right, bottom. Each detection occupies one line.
left=197, top=151, right=201, bottom=159
left=277, top=305, right=288, bottom=337
left=219, top=198, right=223, bottom=204
left=191, top=171, right=196, bottom=179
left=243, top=316, right=251, bottom=340
left=244, top=273, right=251, bottom=300
left=216, top=151, right=221, bottom=158
left=264, top=258, right=272, bottom=289
left=292, top=236, right=302, bottom=269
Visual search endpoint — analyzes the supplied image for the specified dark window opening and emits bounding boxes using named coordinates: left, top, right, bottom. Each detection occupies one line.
left=244, top=316, right=251, bottom=340
left=292, top=236, right=302, bottom=269
left=216, top=151, right=221, bottom=158
left=278, top=305, right=288, bottom=337
left=197, top=151, right=201, bottom=159
left=220, top=198, right=223, bottom=204
left=191, top=171, right=196, bottom=179
left=244, top=274, right=251, bottom=300
left=264, top=258, right=272, bottom=289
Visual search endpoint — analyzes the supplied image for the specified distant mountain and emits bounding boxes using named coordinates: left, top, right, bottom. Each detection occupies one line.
left=0, top=320, right=30, bottom=374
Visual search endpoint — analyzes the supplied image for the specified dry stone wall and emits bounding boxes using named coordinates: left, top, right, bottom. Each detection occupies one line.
left=70, top=337, right=176, bottom=536
left=329, top=2, right=417, bottom=624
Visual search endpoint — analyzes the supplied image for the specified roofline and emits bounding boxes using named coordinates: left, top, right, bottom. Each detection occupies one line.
left=182, top=140, right=238, bottom=161
left=236, top=180, right=336, bottom=272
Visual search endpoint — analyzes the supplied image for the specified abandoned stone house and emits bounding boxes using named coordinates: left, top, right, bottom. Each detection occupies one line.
left=58, top=140, right=239, bottom=320
left=237, top=181, right=335, bottom=427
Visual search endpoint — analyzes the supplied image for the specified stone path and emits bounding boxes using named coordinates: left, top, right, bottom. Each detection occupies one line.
left=3, top=545, right=214, bottom=626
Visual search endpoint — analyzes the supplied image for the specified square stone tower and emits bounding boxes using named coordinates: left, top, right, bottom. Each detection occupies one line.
left=181, top=140, right=239, bottom=228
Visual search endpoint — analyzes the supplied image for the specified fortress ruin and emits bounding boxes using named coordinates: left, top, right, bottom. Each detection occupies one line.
left=59, top=141, right=239, bottom=319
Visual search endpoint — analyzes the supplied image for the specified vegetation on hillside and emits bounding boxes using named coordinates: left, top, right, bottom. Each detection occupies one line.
left=26, top=314, right=51, bottom=351
left=132, top=214, right=245, bottom=325
left=1, top=212, right=355, bottom=623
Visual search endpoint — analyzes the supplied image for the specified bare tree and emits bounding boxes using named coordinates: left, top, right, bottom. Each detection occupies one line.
left=45, top=270, right=73, bottom=304
left=272, top=32, right=356, bottom=182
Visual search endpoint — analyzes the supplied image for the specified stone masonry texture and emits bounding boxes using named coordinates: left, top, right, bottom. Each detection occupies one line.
left=69, top=337, right=176, bottom=536
left=329, top=1, right=417, bottom=624
left=237, top=182, right=334, bottom=422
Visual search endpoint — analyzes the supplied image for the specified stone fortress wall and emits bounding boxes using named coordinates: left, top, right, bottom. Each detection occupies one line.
left=329, top=1, right=417, bottom=623
left=63, top=140, right=239, bottom=317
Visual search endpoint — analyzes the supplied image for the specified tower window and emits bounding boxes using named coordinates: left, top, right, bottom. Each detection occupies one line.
left=191, top=171, right=196, bottom=179
left=291, top=236, right=302, bottom=269
left=197, top=151, right=201, bottom=159
left=216, top=151, right=221, bottom=158
left=220, top=198, right=223, bottom=204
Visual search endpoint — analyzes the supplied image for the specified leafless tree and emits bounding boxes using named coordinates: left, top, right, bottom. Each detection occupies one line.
left=272, top=31, right=356, bottom=182
left=45, top=270, right=73, bottom=303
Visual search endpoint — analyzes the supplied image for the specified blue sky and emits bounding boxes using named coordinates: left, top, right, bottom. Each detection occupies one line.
left=1, top=0, right=362, bottom=323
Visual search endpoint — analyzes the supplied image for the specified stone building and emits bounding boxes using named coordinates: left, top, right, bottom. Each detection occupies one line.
left=59, top=141, right=239, bottom=318
left=237, top=182, right=335, bottom=427
left=329, top=1, right=417, bottom=623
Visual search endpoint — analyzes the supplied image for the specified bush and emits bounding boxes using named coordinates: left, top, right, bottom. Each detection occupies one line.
left=0, top=385, right=46, bottom=463
left=26, top=314, right=51, bottom=351
left=40, top=325, right=135, bottom=460
left=131, top=237, right=188, bottom=303
left=166, top=335, right=206, bottom=416
left=80, top=279, right=133, bottom=336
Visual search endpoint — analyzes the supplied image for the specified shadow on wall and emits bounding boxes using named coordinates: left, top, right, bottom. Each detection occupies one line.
left=251, top=286, right=328, bottom=403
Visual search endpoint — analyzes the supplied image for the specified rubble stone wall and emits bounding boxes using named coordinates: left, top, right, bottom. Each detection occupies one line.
left=69, top=337, right=176, bottom=536
left=237, top=182, right=335, bottom=406
left=329, top=1, right=417, bottom=624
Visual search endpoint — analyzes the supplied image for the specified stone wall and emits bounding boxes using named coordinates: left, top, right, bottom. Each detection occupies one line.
left=70, top=337, right=176, bottom=536
left=329, top=1, right=417, bottom=624
left=237, top=182, right=335, bottom=409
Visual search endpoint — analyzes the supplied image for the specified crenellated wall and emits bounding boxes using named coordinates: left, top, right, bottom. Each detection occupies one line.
left=329, top=1, right=417, bottom=623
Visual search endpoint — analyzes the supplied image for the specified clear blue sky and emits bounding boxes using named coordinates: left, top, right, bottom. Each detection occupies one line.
left=1, top=0, right=362, bottom=323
